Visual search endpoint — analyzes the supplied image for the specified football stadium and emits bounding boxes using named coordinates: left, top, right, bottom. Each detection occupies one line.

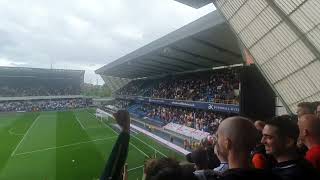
left=1, top=0, right=320, bottom=180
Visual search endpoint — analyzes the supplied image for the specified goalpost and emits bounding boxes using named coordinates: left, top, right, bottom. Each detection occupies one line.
left=95, top=108, right=113, bottom=123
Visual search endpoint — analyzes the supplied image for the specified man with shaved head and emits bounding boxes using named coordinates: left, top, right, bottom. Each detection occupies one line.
left=298, top=114, right=320, bottom=170
left=211, top=116, right=280, bottom=180
left=254, top=120, right=266, bottom=132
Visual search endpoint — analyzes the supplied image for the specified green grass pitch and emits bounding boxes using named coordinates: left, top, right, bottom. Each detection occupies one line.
left=0, top=109, right=185, bottom=180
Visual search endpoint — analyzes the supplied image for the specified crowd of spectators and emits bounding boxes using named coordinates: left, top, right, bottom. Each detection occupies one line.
left=139, top=104, right=225, bottom=134
left=0, top=98, right=88, bottom=112
left=0, top=86, right=80, bottom=97
left=111, top=99, right=228, bottom=135
left=102, top=101, right=320, bottom=180
left=112, top=100, right=131, bottom=109
left=116, top=69, right=240, bottom=104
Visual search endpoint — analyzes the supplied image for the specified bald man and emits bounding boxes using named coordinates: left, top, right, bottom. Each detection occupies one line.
left=213, top=116, right=280, bottom=180
left=254, top=120, right=266, bottom=132
left=298, top=114, right=320, bottom=170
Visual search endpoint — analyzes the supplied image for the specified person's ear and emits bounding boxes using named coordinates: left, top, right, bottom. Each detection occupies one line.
left=225, top=137, right=232, bottom=151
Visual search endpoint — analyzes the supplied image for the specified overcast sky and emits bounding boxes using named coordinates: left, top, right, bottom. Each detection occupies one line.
left=0, top=0, right=215, bottom=84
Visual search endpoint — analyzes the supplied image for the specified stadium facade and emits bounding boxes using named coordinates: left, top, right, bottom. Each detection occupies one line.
left=174, top=0, right=320, bottom=113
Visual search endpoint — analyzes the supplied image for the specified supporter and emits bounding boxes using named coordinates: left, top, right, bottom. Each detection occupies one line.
left=252, top=120, right=273, bottom=169
left=297, top=102, right=314, bottom=119
left=254, top=120, right=265, bottom=132
left=315, top=102, right=320, bottom=119
left=100, top=110, right=130, bottom=180
left=261, top=115, right=319, bottom=180
left=186, top=147, right=212, bottom=180
left=0, top=98, right=88, bottom=112
left=144, top=157, right=197, bottom=180
left=129, top=103, right=228, bottom=135
left=296, top=102, right=313, bottom=156
left=211, top=116, right=278, bottom=180
left=213, top=143, right=229, bottom=173
left=298, top=114, right=320, bottom=170
left=116, top=69, right=240, bottom=104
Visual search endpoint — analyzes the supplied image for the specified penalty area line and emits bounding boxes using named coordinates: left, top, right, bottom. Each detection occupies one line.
left=11, top=115, right=41, bottom=157
left=13, top=136, right=117, bottom=156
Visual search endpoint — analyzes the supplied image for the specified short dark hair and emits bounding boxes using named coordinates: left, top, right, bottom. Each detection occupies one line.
left=186, top=147, right=209, bottom=169
left=265, top=115, right=299, bottom=143
left=144, top=158, right=181, bottom=180
left=297, top=102, right=315, bottom=113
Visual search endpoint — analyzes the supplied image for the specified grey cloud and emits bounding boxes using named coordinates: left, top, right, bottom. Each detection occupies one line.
left=0, top=0, right=213, bottom=84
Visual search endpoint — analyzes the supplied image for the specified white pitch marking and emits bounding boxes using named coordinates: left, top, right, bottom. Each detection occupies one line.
left=11, top=115, right=41, bottom=157
left=128, top=165, right=144, bottom=172
left=129, top=142, right=150, bottom=158
left=132, top=135, right=167, bottom=157
left=86, top=110, right=150, bottom=158
left=74, top=113, right=85, bottom=129
left=14, top=136, right=117, bottom=156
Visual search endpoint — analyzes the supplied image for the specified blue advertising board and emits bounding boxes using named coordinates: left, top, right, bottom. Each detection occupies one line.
left=115, top=95, right=240, bottom=114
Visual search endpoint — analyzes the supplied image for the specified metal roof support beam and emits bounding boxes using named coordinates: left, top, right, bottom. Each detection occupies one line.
left=170, top=46, right=228, bottom=65
left=107, top=66, right=164, bottom=78
left=109, top=70, right=152, bottom=79
left=144, top=57, right=191, bottom=71
left=191, top=37, right=242, bottom=58
left=150, top=55, right=199, bottom=70
left=126, top=63, right=173, bottom=73
left=158, top=54, right=208, bottom=69
left=134, top=61, right=183, bottom=72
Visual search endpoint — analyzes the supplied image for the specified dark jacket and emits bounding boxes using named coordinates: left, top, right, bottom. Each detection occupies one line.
left=100, top=132, right=130, bottom=180
left=272, top=159, right=320, bottom=180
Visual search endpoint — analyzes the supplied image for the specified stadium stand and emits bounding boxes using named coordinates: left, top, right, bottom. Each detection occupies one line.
left=108, top=99, right=229, bottom=135
left=96, top=1, right=320, bottom=179
left=116, top=68, right=240, bottom=104
left=0, top=66, right=91, bottom=112
left=0, top=98, right=88, bottom=112
left=0, top=66, right=84, bottom=97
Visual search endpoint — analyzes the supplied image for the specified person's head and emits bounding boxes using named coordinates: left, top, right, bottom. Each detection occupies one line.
left=144, top=158, right=181, bottom=180
left=254, top=120, right=266, bottom=132
left=261, top=115, right=299, bottom=161
left=179, top=164, right=198, bottom=180
left=297, top=114, right=320, bottom=148
left=297, top=102, right=314, bottom=118
left=186, top=147, right=209, bottom=170
left=216, top=116, right=258, bottom=165
left=315, top=103, right=320, bottom=119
